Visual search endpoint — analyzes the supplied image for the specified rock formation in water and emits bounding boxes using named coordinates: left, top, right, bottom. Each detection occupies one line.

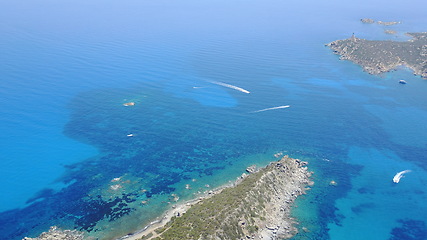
left=361, top=18, right=375, bottom=24
left=23, top=226, right=85, bottom=240
left=360, top=18, right=400, bottom=26
left=377, top=21, right=400, bottom=26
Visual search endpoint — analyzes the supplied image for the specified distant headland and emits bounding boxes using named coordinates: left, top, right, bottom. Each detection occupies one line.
left=326, top=32, right=427, bottom=78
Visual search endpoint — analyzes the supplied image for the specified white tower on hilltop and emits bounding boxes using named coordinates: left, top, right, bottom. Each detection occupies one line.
left=351, top=33, right=357, bottom=42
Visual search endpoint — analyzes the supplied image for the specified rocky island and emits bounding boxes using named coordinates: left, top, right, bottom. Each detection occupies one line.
left=377, top=20, right=400, bottom=26
left=326, top=32, right=427, bottom=78
left=360, top=18, right=400, bottom=26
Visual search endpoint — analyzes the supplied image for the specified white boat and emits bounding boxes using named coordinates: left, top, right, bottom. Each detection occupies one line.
left=393, top=170, right=411, bottom=183
left=399, top=80, right=407, bottom=84
left=207, top=80, right=250, bottom=94
left=250, top=105, right=290, bottom=113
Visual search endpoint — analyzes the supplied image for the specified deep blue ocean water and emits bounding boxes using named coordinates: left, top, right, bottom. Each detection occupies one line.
left=1, top=0, right=427, bottom=239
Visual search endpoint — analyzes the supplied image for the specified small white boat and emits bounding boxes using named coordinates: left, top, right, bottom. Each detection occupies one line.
left=127, top=134, right=134, bottom=137
left=250, top=105, right=290, bottom=113
left=399, top=80, right=407, bottom=84
left=393, top=170, right=411, bottom=183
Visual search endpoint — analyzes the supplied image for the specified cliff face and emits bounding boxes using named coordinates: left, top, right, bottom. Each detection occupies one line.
left=326, top=32, right=427, bottom=78
left=148, top=156, right=313, bottom=240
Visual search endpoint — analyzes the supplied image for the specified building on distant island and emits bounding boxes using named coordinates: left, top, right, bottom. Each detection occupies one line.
left=350, top=33, right=357, bottom=42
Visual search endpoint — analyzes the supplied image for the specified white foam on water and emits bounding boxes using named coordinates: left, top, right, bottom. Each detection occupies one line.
left=207, top=80, right=250, bottom=94
left=392, top=170, right=411, bottom=183
left=250, top=105, right=290, bottom=113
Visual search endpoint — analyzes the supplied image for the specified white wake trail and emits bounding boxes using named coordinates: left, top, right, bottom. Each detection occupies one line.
left=393, top=170, right=411, bottom=183
left=208, top=81, right=250, bottom=94
left=251, top=105, right=291, bottom=113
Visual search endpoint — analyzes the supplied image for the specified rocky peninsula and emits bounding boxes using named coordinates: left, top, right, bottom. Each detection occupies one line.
left=24, top=156, right=312, bottom=240
left=129, top=155, right=313, bottom=240
left=326, top=32, right=427, bottom=78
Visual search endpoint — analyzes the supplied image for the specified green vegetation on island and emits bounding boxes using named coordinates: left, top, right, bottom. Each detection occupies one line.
left=327, top=32, right=427, bottom=78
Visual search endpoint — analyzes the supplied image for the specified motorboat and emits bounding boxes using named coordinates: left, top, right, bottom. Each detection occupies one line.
left=393, top=170, right=411, bottom=183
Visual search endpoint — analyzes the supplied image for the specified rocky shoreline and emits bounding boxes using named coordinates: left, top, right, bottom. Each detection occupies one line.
left=326, top=32, right=427, bottom=78
left=23, top=226, right=86, bottom=240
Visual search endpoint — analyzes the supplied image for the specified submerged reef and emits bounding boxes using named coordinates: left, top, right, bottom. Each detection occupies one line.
left=326, top=32, right=427, bottom=78
left=389, top=219, right=427, bottom=240
left=4, top=83, right=360, bottom=240
left=135, top=155, right=313, bottom=240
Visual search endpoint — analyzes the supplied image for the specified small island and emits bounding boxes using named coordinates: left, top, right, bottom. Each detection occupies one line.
left=377, top=20, right=400, bottom=26
left=326, top=32, right=427, bottom=78
left=360, top=18, right=400, bottom=26
left=23, top=226, right=85, bottom=240
left=360, top=18, right=375, bottom=24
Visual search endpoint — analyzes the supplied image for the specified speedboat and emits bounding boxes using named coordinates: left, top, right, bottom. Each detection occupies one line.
left=393, top=170, right=411, bottom=183
left=399, top=80, right=407, bottom=84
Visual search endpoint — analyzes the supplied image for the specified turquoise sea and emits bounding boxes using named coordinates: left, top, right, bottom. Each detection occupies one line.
left=1, top=0, right=427, bottom=239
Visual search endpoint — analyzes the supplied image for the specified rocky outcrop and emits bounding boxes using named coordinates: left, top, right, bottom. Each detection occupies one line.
left=361, top=18, right=375, bottom=24
left=360, top=18, right=400, bottom=26
left=246, top=165, right=257, bottom=173
left=326, top=32, right=427, bottom=78
left=377, top=21, right=400, bottom=26
left=23, top=226, right=85, bottom=240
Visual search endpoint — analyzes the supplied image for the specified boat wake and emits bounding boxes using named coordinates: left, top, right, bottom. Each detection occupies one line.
left=207, top=81, right=250, bottom=94
left=250, top=105, right=290, bottom=113
left=393, top=170, right=411, bottom=183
